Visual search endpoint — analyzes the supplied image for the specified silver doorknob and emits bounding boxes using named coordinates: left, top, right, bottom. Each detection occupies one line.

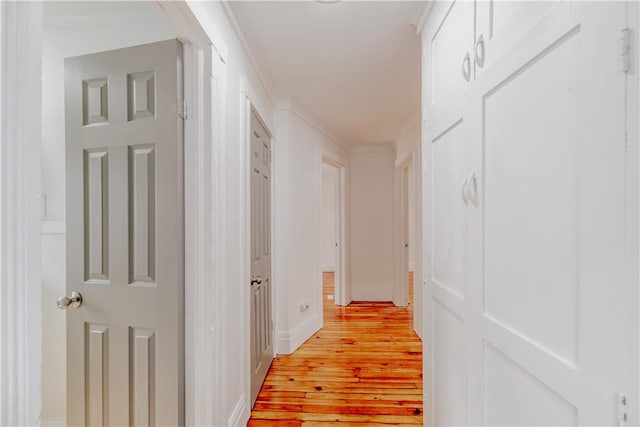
left=57, top=291, right=83, bottom=309
left=251, top=276, right=263, bottom=286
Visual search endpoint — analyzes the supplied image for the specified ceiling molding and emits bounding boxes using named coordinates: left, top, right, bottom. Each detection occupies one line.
left=413, top=1, right=435, bottom=35
left=275, top=98, right=351, bottom=152
left=349, top=144, right=395, bottom=154
left=394, top=108, right=421, bottom=145
left=219, top=1, right=276, bottom=106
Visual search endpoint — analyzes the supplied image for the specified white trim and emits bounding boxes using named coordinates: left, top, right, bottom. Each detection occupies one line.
left=275, top=314, right=322, bottom=355
left=41, top=220, right=66, bottom=235
left=320, top=157, right=349, bottom=307
left=349, top=144, right=395, bottom=153
left=0, top=2, right=43, bottom=426
left=392, top=159, right=410, bottom=307
left=41, top=417, right=66, bottom=427
left=183, top=40, right=217, bottom=427
left=351, top=287, right=393, bottom=302
left=275, top=98, right=350, bottom=151
left=220, top=2, right=275, bottom=105
left=227, top=394, right=247, bottom=427
left=413, top=0, right=435, bottom=35
left=394, top=109, right=421, bottom=148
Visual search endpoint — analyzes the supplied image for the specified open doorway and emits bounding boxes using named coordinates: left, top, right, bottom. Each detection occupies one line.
left=321, top=162, right=339, bottom=310
left=320, top=159, right=347, bottom=316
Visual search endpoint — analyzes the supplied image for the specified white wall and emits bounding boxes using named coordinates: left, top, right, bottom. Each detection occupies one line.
left=185, top=2, right=278, bottom=424
left=273, top=102, right=349, bottom=355
left=41, top=3, right=175, bottom=424
left=321, top=163, right=338, bottom=271
left=350, top=146, right=395, bottom=301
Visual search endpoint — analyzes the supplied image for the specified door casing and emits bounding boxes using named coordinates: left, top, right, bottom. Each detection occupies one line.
left=320, top=157, right=348, bottom=309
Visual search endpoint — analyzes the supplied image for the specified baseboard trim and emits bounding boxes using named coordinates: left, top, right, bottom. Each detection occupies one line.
left=351, top=287, right=392, bottom=302
left=41, top=418, right=66, bottom=427
left=227, top=393, right=246, bottom=427
left=275, top=313, right=321, bottom=355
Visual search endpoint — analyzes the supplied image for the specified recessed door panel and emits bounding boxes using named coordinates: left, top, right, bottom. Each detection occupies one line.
left=433, top=301, right=466, bottom=427
left=484, top=344, right=577, bottom=426
left=483, top=29, right=579, bottom=363
left=431, top=119, right=467, bottom=298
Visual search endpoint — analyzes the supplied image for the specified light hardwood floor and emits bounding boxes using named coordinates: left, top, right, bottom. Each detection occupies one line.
left=248, top=272, right=423, bottom=426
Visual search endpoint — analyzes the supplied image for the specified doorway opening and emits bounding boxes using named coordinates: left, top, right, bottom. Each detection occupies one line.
left=320, top=158, right=347, bottom=317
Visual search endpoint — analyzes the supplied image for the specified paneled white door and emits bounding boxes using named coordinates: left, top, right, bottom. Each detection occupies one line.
left=466, top=2, right=628, bottom=425
left=64, top=40, right=184, bottom=426
left=423, top=100, right=472, bottom=427
left=250, top=110, right=274, bottom=405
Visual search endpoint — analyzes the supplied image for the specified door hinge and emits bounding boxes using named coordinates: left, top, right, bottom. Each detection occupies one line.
left=618, top=393, right=628, bottom=426
left=178, top=99, right=188, bottom=120
left=621, top=27, right=631, bottom=74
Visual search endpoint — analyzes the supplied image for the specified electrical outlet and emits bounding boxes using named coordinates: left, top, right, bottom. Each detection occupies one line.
left=299, top=303, right=310, bottom=313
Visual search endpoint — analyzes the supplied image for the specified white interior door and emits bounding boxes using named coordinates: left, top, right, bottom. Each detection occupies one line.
left=466, top=2, right=628, bottom=424
left=64, top=39, right=184, bottom=426
left=250, top=110, right=274, bottom=406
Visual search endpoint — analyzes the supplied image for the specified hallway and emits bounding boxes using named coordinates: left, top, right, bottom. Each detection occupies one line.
left=248, top=273, right=423, bottom=426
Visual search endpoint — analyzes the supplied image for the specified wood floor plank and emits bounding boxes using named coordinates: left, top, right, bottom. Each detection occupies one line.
left=249, top=272, right=423, bottom=425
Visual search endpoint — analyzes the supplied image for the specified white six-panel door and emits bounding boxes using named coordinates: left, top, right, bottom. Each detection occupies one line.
left=250, top=110, right=274, bottom=405
left=64, top=39, right=184, bottom=426
left=424, top=2, right=631, bottom=425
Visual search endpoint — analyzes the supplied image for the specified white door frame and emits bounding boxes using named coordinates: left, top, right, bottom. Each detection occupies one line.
left=0, top=2, right=225, bottom=425
left=393, top=155, right=412, bottom=307
left=320, top=157, right=349, bottom=308
left=0, top=3, right=43, bottom=425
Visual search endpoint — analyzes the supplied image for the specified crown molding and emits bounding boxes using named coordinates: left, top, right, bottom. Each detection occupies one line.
left=394, top=108, right=421, bottom=145
left=413, top=1, right=435, bottom=35
left=275, top=98, right=351, bottom=152
left=219, top=1, right=275, bottom=106
left=349, top=144, right=395, bottom=154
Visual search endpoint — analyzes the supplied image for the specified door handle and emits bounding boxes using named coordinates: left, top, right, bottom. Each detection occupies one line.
left=57, top=291, right=83, bottom=309
left=464, top=171, right=478, bottom=206
left=251, top=276, right=263, bottom=286
left=475, top=34, right=485, bottom=68
left=461, top=52, right=471, bottom=81
left=461, top=175, right=470, bottom=205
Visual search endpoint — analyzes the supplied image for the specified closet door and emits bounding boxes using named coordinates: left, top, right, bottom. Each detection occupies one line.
left=423, top=0, right=475, bottom=126
left=466, top=2, right=628, bottom=425
left=473, top=1, right=558, bottom=79
left=423, top=99, right=472, bottom=426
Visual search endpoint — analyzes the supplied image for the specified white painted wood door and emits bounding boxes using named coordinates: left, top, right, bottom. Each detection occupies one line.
left=423, top=100, right=471, bottom=427
left=250, top=111, right=274, bottom=405
left=423, top=0, right=475, bottom=126
left=466, top=2, right=628, bottom=425
left=64, top=40, right=184, bottom=426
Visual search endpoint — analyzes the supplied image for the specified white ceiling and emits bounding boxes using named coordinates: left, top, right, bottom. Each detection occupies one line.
left=229, top=1, right=422, bottom=146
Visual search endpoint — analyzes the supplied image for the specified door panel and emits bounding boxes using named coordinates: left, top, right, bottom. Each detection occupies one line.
left=250, top=111, right=274, bottom=405
left=425, top=0, right=475, bottom=124
left=482, top=28, right=579, bottom=363
left=474, top=1, right=557, bottom=78
left=423, top=104, right=470, bottom=426
left=65, top=39, right=183, bottom=426
left=466, top=3, right=627, bottom=424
